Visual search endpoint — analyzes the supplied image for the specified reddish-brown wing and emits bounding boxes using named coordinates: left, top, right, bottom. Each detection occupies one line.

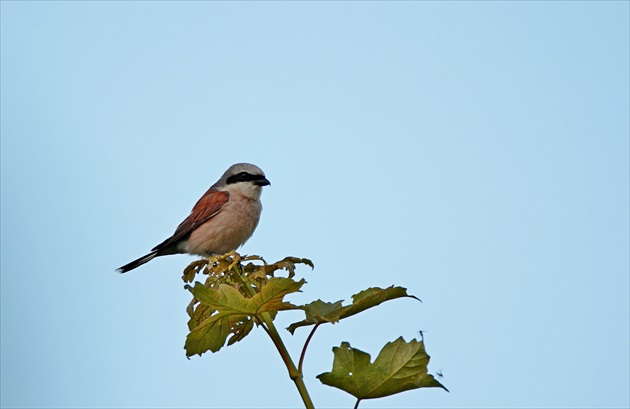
left=153, top=188, right=229, bottom=253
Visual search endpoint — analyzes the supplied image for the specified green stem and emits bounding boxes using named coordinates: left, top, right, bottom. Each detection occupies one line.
left=232, top=258, right=315, bottom=409
left=259, top=312, right=315, bottom=409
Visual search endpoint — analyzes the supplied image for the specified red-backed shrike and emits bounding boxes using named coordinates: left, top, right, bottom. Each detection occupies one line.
left=117, top=163, right=270, bottom=273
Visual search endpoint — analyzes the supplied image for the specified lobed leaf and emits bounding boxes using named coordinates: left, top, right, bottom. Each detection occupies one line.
left=185, top=312, right=249, bottom=356
left=317, top=337, right=448, bottom=400
left=187, top=303, right=215, bottom=330
left=185, top=277, right=305, bottom=356
left=288, top=286, right=417, bottom=334
left=191, top=277, right=305, bottom=316
left=227, top=317, right=254, bottom=346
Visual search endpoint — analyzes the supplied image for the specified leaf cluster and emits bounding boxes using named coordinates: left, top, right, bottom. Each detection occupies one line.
left=184, top=252, right=312, bottom=355
left=181, top=251, right=447, bottom=408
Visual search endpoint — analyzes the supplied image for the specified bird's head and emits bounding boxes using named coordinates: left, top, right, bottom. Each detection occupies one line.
left=216, top=163, right=270, bottom=199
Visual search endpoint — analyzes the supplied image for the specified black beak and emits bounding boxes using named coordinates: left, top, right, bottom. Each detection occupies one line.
left=255, top=177, right=271, bottom=187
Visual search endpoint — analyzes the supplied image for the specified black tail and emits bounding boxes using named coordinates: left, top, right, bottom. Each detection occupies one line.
left=117, top=250, right=159, bottom=273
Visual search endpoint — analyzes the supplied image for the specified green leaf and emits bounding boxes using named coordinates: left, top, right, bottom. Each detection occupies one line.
left=185, top=312, right=250, bottom=356
left=286, top=299, right=343, bottom=333
left=227, top=316, right=254, bottom=346
left=191, top=277, right=305, bottom=315
left=317, top=337, right=448, bottom=400
left=187, top=303, right=215, bottom=330
left=304, top=299, right=344, bottom=323
left=185, top=277, right=304, bottom=356
left=288, top=286, right=417, bottom=334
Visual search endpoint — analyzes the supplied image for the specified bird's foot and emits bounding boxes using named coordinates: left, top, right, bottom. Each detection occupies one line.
left=224, top=251, right=242, bottom=271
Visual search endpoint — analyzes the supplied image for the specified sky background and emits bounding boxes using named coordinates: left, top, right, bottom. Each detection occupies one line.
left=1, top=2, right=629, bottom=408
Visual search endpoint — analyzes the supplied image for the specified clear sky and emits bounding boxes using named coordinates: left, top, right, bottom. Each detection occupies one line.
left=1, top=2, right=628, bottom=408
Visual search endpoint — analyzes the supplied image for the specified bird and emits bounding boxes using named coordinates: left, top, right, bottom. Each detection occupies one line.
left=117, top=163, right=270, bottom=273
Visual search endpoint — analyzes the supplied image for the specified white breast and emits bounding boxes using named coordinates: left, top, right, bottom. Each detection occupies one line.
left=183, top=184, right=263, bottom=256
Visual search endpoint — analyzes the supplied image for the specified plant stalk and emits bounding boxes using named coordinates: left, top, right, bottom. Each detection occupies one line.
left=299, top=323, right=321, bottom=373
left=260, top=312, right=315, bottom=409
left=232, top=258, right=315, bottom=409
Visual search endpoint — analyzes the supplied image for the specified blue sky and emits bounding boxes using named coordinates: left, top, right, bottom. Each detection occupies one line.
left=1, top=2, right=628, bottom=408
